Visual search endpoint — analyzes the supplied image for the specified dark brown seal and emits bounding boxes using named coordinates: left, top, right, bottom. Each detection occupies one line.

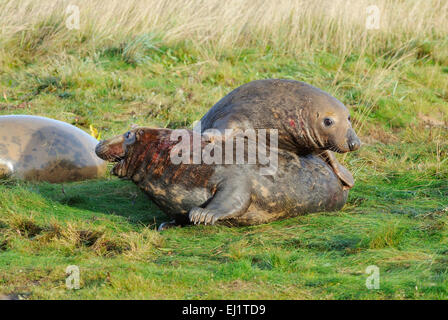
left=197, top=79, right=361, bottom=188
left=96, top=127, right=347, bottom=227
left=0, top=115, right=106, bottom=183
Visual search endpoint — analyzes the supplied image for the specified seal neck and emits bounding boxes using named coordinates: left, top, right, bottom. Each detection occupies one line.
left=282, top=108, right=323, bottom=155
left=129, top=130, right=179, bottom=182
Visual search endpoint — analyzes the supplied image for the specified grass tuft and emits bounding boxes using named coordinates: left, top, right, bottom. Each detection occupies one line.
left=367, top=224, right=405, bottom=249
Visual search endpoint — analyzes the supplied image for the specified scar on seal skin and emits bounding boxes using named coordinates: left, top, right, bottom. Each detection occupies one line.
left=96, top=127, right=348, bottom=228
left=197, top=79, right=361, bottom=189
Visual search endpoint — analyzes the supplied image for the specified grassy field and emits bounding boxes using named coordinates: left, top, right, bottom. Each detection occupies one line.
left=0, top=0, right=447, bottom=299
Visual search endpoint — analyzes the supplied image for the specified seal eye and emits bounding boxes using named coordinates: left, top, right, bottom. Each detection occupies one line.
left=124, top=131, right=135, bottom=145
left=348, top=115, right=351, bottom=122
left=323, top=118, right=334, bottom=127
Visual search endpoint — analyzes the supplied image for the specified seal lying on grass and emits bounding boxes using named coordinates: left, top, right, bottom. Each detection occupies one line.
left=0, top=115, right=106, bottom=183
left=95, top=127, right=348, bottom=227
left=198, top=79, right=361, bottom=189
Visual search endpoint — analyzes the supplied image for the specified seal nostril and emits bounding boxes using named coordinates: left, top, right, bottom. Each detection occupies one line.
left=348, top=140, right=360, bottom=151
left=349, top=142, right=354, bottom=151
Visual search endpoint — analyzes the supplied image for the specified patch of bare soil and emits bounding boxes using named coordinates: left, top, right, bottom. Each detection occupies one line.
left=418, top=112, right=447, bottom=129
left=360, top=125, right=398, bottom=145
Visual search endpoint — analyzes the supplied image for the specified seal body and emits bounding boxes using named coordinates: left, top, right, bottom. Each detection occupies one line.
left=197, top=79, right=361, bottom=188
left=96, top=128, right=347, bottom=226
left=0, top=115, right=106, bottom=183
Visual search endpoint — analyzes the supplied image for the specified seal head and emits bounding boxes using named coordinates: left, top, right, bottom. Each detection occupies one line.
left=95, top=128, right=180, bottom=181
left=96, top=128, right=142, bottom=178
left=301, top=94, right=361, bottom=153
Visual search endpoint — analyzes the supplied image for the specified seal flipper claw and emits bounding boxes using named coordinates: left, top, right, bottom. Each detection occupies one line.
left=320, top=150, right=354, bottom=189
left=188, top=178, right=252, bottom=225
left=189, top=208, right=211, bottom=225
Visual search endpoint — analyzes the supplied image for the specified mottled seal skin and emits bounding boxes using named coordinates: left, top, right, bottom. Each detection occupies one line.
left=0, top=115, right=106, bottom=183
left=96, top=127, right=348, bottom=226
left=197, top=79, right=361, bottom=188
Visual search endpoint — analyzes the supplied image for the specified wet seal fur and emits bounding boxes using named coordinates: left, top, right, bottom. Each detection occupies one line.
left=96, top=127, right=348, bottom=227
left=197, top=79, right=361, bottom=189
left=0, top=115, right=106, bottom=183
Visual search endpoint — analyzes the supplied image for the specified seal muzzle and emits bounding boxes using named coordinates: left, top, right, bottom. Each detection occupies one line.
left=346, top=129, right=361, bottom=151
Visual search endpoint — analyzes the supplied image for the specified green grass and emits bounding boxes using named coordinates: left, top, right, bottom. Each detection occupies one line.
left=0, top=28, right=447, bottom=299
left=0, top=171, right=447, bottom=299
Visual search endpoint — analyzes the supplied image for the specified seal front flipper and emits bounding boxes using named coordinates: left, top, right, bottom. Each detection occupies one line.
left=319, top=150, right=354, bottom=189
left=189, top=177, right=252, bottom=225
